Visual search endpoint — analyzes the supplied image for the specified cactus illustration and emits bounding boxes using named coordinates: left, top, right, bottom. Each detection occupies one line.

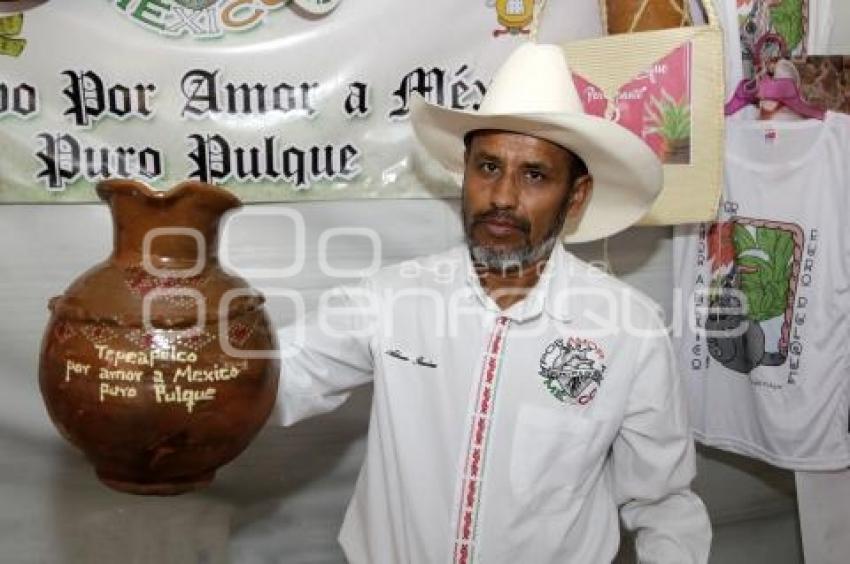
left=645, top=89, right=691, bottom=163
left=705, top=219, right=804, bottom=373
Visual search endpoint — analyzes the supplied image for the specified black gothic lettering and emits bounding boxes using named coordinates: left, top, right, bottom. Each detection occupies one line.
left=0, top=81, right=37, bottom=117
left=36, top=132, right=80, bottom=190
left=344, top=81, right=369, bottom=117
left=185, top=133, right=361, bottom=187
left=181, top=69, right=319, bottom=118
left=34, top=132, right=163, bottom=190
left=182, top=69, right=220, bottom=118
left=61, top=70, right=156, bottom=127
left=186, top=133, right=230, bottom=183
left=388, top=64, right=486, bottom=120
left=388, top=67, right=446, bottom=120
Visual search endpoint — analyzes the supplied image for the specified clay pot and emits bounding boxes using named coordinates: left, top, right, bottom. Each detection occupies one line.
left=665, top=138, right=691, bottom=164
left=39, top=179, right=279, bottom=495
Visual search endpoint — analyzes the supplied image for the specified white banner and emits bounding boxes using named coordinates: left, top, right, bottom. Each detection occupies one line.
left=0, top=0, right=602, bottom=203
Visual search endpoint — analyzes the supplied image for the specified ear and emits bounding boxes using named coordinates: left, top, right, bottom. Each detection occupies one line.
left=566, top=175, right=593, bottom=220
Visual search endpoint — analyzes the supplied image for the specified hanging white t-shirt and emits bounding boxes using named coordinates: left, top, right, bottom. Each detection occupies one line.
left=674, top=111, right=850, bottom=470
left=808, top=0, right=835, bottom=54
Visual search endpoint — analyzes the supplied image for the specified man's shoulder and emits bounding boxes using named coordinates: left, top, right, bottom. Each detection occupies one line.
left=556, top=248, right=666, bottom=330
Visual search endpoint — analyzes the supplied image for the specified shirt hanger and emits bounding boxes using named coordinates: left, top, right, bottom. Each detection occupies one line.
left=724, top=32, right=825, bottom=120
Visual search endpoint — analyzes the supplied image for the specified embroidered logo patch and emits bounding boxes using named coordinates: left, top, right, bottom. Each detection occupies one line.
left=539, top=337, right=606, bottom=405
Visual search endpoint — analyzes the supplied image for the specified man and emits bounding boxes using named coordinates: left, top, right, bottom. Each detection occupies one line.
left=276, top=43, right=711, bottom=563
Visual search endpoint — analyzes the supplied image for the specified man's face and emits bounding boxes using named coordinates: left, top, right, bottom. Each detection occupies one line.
left=462, top=130, right=590, bottom=270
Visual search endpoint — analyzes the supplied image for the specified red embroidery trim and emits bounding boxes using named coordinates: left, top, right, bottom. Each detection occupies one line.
left=453, top=316, right=510, bottom=564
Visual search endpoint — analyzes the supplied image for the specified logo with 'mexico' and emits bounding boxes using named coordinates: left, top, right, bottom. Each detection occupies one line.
left=112, top=0, right=342, bottom=39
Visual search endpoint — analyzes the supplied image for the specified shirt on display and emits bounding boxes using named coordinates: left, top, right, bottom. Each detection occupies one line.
left=276, top=244, right=711, bottom=564
left=674, top=111, right=850, bottom=470
left=808, top=0, right=835, bottom=54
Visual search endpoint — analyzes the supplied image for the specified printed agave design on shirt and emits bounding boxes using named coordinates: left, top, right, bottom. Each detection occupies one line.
left=738, top=0, right=808, bottom=78
left=705, top=218, right=804, bottom=374
left=539, top=337, right=606, bottom=405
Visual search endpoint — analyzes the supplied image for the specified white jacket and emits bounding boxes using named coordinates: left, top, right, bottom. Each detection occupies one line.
left=276, top=244, right=711, bottom=563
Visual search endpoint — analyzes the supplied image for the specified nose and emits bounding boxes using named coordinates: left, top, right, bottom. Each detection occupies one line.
left=490, top=171, right=519, bottom=210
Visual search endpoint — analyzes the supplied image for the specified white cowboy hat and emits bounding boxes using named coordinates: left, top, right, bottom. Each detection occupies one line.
left=410, top=42, right=663, bottom=244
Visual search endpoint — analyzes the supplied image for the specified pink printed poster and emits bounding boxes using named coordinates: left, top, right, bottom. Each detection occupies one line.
left=572, top=41, right=693, bottom=164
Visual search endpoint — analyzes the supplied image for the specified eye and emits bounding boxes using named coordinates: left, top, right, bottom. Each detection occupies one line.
left=478, top=160, right=499, bottom=175
left=524, top=169, right=546, bottom=183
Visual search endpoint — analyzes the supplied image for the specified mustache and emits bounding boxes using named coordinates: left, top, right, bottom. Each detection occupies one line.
left=471, top=209, right=531, bottom=234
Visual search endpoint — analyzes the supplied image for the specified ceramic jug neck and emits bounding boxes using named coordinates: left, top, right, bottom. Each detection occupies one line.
left=97, top=179, right=241, bottom=271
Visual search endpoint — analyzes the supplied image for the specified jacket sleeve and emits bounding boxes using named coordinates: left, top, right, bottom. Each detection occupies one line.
left=612, top=312, right=712, bottom=563
left=273, top=279, right=379, bottom=426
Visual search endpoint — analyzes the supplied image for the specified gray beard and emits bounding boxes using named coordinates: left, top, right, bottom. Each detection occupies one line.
left=461, top=179, right=571, bottom=273
left=467, top=229, right=560, bottom=272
